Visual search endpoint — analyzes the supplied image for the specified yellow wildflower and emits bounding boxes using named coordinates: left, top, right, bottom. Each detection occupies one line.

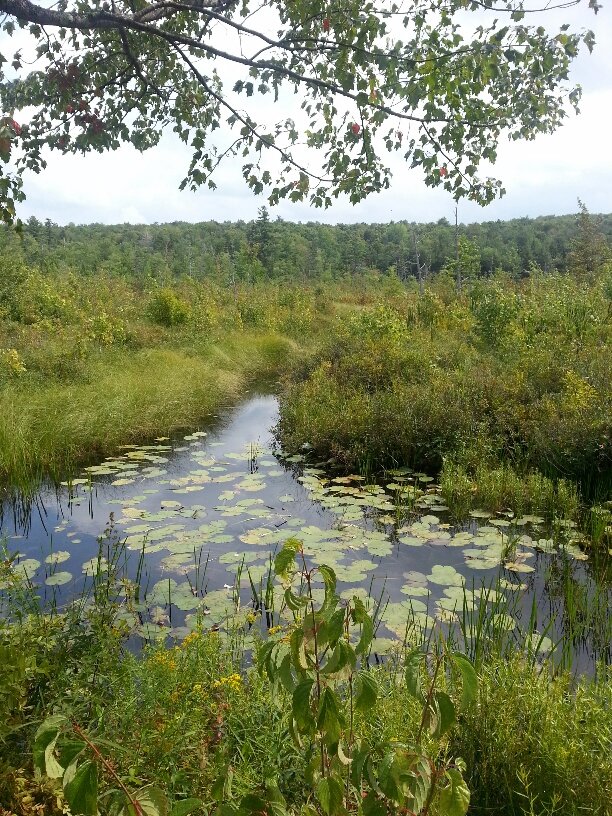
left=182, top=631, right=202, bottom=648
left=213, top=673, right=243, bottom=692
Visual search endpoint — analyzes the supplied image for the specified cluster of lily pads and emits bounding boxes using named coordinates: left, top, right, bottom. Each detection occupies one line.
left=1, top=430, right=590, bottom=651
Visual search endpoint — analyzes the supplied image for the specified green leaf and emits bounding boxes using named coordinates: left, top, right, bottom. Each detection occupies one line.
left=134, top=787, right=169, bottom=816
left=63, top=760, right=98, bottom=816
left=354, top=671, right=378, bottom=712
left=318, top=564, right=338, bottom=612
left=277, top=653, right=296, bottom=693
left=316, top=776, right=344, bottom=816
left=284, top=587, right=309, bottom=611
left=361, top=792, right=386, bottom=816
left=321, top=640, right=355, bottom=677
left=350, top=744, right=369, bottom=788
left=407, top=753, right=431, bottom=813
left=317, top=687, right=345, bottom=745
left=290, top=628, right=308, bottom=671
left=57, top=739, right=86, bottom=770
left=214, top=806, right=238, bottom=816
left=292, top=678, right=315, bottom=731
left=170, top=799, right=202, bottom=816
left=211, top=769, right=233, bottom=803
left=405, top=650, right=425, bottom=703
left=325, top=608, right=346, bottom=646
left=257, top=640, right=276, bottom=679
left=438, top=768, right=470, bottom=816
left=274, top=538, right=301, bottom=580
left=33, top=715, right=67, bottom=779
left=451, top=653, right=478, bottom=711
left=264, top=779, right=286, bottom=807
left=433, top=691, right=457, bottom=738
left=238, top=794, right=268, bottom=816
left=351, top=598, right=374, bottom=656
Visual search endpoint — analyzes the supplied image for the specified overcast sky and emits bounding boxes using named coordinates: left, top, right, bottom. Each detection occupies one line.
left=9, top=1, right=612, bottom=226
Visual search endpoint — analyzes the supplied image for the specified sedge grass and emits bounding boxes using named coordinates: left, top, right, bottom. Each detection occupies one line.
left=0, top=333, right=301, bottom=490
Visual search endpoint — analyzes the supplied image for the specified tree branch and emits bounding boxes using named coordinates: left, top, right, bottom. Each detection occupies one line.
left=0, top=0, right=488, bottom=126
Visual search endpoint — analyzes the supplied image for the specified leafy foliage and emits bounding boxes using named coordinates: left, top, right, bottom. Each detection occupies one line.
left=0, top=0, right=599, bottom=221
left=214, top=539, right=476, bottom=816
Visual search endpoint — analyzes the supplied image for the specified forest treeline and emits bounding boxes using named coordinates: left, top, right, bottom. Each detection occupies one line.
left=2, top=207, right=611, bottom=282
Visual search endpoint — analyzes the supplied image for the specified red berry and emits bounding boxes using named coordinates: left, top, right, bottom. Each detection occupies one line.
left=9, top=120, right=21, bottom=135
left=439, top=166, right=448, bottom=177
left=322, top=17, right=330, bottom=32
left=66, top=104, right=74, bottom=114
left=351, top=123, right=360, bottom=135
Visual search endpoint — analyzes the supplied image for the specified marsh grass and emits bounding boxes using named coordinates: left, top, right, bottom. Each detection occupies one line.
left=0, top=260, right=331, bottom=489
left=440, top=461, right=580, bottom=521
left=278, top=272, right=611, bottom=502
left=0, top=332, right=302, bottom=490
left=449, top=657, right=612, bottom=816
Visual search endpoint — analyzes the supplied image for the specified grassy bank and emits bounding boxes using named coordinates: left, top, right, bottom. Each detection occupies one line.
left=0, top=336, right=297, bottom=488
left=0, top=260, right=334, bottom=487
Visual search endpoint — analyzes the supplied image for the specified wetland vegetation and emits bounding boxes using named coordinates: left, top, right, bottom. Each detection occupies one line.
left=1, top=211, right=611, bottom=816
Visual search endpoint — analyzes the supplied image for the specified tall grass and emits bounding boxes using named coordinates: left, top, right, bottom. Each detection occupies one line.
left=440, top=460, right=580, bottom=520
left=0, top=334, right=299, bottom=488
left=449, top=656, right=612, bottom=816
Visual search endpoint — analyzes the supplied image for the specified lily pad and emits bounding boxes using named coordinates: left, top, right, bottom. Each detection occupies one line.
left=427, top=565, right=465, bottom=587
left=45, top=571, right=73, bottom=586
left=45, top=551, right=71, bottom=565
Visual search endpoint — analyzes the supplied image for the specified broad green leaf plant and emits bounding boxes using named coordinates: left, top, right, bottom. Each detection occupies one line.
left=32, top=715, right=203, bottom=816
left=215, top=538, right=477, bottom=816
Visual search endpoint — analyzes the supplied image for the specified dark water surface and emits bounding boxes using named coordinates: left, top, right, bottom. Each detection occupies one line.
left=1, top=395, right=609, bottom=669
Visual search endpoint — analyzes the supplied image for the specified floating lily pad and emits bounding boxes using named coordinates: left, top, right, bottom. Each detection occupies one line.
left=45, top=571, right=73, bottom=586
left=527, top=633, right=554, bottom=654
left=45, top=551, right=71, bottom=565
left=427, top=565, right=465, bottom=587
left=491, top=613, right=516, bottom=631
left=400, top=585, right=429, bottom=597
left=504, top=561, right=536, bottom=574
left=11, top=558, right=41, bottom=579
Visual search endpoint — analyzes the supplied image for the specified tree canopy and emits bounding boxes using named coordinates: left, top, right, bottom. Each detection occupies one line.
left=0, top=0, right=600, bottom=223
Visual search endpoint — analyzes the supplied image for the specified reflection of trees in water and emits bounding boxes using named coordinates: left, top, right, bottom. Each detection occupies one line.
left=0, top=482, right=96, bottom=539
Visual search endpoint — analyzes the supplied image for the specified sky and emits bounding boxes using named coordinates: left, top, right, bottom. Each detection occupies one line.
left=7, top=1, right=612, bottom=226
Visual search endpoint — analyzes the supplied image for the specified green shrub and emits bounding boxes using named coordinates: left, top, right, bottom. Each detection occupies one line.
left=147, top=288, right=191, bottom=326
left=470, top=282, right=518, bottom=346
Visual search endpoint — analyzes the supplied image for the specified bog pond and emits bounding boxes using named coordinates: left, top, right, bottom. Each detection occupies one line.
left=1, top=395, right=609, bottom=671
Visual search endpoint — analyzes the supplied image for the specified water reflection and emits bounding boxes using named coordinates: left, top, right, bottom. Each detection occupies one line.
left=1, top=395, right=609, bottom=671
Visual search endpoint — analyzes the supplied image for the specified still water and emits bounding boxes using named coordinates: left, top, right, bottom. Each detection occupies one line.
left=1, top=395, right=609, bottom=668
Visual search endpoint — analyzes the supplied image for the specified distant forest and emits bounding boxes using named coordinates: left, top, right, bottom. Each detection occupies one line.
left=2, top=209, right=611, bottom=282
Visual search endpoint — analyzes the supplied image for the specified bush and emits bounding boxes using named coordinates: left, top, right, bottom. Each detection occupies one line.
left=147, top=288, right=191, bottom=326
